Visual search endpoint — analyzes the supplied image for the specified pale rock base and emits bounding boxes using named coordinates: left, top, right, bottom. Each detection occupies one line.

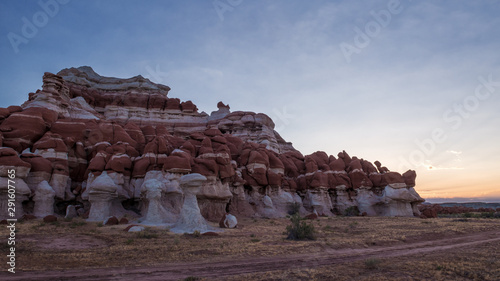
left=33, top=181, right=56, bottom=217
left=170, top=174, right=218, bottom=234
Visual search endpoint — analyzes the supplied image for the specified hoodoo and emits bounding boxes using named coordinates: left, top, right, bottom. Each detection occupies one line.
left=0, top=66, right=424, bottom=222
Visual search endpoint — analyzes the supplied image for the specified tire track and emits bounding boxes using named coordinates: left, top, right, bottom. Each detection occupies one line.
left=4, top=229, right=500, bottom=281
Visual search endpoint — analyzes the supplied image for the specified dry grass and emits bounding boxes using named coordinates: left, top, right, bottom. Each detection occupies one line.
left=217, top=240, right=500, bottom=281
left=1, top=215, right=499, bottom=279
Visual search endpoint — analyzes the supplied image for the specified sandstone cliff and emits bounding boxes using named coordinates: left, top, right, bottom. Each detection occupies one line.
left=0, top=66, right=424, bottom=221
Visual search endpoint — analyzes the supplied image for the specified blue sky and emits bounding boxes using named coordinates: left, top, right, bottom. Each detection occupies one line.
left=1, top=0, right=500, bottom=201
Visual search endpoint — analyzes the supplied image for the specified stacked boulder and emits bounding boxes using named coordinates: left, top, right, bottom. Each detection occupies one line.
left=0, top=66, right=425, bottom=222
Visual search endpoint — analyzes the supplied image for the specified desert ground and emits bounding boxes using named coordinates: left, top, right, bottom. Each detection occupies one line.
left=1, top=215, right=499, bottom=280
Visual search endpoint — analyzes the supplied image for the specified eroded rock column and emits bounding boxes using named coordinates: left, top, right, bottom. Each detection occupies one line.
left=171, top=173, right=217, bottom=234
left=33, top=181, right=56, bottom=217
left=141, top=178, right=178, bottom=224
left=87, top=172, right=118, bottom=222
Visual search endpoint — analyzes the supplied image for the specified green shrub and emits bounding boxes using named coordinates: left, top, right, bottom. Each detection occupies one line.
left=364, top=258, right=381, bottom=269
left=344, top=206, right=360, bottom=217
left=480, top=212, right=494, bottom=218
left=463, top=212, right=473, bottom=218
left=287, top=202, right=301, bottom=215
left=285, top=213, right=316, bottom=240
left=192, top=230, right=201, bottom=238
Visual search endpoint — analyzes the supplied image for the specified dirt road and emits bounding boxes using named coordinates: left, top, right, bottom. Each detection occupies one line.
left=4, top=229, right=500, bottom=281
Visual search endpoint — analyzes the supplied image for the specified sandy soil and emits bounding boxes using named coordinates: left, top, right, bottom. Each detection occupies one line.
left=3, top=228, right=499, bottom=281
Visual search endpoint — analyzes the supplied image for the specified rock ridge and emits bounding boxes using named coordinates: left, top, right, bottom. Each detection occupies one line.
left=0, top=66, right=424, bottom=221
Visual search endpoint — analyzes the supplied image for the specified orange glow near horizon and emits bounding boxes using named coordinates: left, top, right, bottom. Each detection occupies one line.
left=414, top=168, right=500, bottom=202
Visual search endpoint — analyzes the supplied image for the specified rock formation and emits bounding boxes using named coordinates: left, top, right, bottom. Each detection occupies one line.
left=170, top=173, right=217, bottom=233
left=219, top=213, right=238, bottom=228
left=33, top=181, right=56, bottom=217
left=0, top=66, right=424, bottom=221
left=87, top=171, right=118, bottom=221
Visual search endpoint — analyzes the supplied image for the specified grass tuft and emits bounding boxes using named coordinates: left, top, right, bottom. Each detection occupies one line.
left=364, top=258, right=382, bottom=269
left=284, top=213, right=316, bottom=240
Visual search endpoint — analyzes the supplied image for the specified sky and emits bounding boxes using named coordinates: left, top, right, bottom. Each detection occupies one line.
left=1, top=0, right=499, bottom=203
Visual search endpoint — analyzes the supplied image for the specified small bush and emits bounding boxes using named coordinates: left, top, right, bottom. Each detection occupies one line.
left=344, top=206, right=360, bottom=217
left=96, top=222, right=103, bottom=227
left=287, top=202, right=301, bottom=215
left=136, top=230, right=158, bottom=239
left=70, top=221, right=87, bottom=228
left=192, top=230, right=201, bottom=238
left=285, top=213, right=316, bottom=240
left=463, top=212, right=473, bottom=218
left=183, top=277, right=200, bottom=281
left=364, top=258, right=381, bottom=269
left=250, top=239, right=261, bottom=243
left=480, top=212, right=494, bottom=218
left=125, top=239, right=134, bottom=245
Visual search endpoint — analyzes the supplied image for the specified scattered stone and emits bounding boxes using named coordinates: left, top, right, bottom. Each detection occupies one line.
left=419, top=206, right=438, bottom=218
left=104, top=216, right=119, bottom=226
left=65, top=205, right=78, bottom=219
left=22, top=214, right=37, bottom=221
left=43, top=215, right=58, bottom=223
left=201, top=232, right=219, bottom=236
left=219, top=213, right=238, bottom=228
left=123, top=224, right=139, bottom=232
left=119, top=217, right=129, bottom=224
left=128, top=226, right=145, bottom=232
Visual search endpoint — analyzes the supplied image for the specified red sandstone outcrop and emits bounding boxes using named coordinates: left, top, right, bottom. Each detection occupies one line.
left=0, top=66, right=424, bottom=221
